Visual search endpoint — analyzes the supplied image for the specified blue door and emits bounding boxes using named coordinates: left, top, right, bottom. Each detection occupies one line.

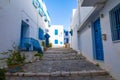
left=93, top=18, right=104, bottom=61
left=20, top=21, right=29, bottom=49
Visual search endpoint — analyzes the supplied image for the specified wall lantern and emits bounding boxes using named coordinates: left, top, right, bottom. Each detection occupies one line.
left=102, top=34, right=107, bottom=41
left=100, top=13, right=104, bottom=18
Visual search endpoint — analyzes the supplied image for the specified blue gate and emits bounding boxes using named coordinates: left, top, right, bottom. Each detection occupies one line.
left=93, top=18, right=104, bottom=61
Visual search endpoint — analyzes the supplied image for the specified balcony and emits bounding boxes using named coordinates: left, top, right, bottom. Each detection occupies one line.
left=80, top=0, right=107, bottom=6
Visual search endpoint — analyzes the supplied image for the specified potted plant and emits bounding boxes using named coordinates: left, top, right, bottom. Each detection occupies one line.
left=0, top=69, right=6, bottom=80
left=6, top=50, right=26, bottom=73
left=41, top=41, right=47, bottom=51
left=42, top=41, right=45, bottom=47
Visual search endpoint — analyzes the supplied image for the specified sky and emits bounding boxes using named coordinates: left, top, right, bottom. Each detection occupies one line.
left=43, top=0, right=77, bottom=30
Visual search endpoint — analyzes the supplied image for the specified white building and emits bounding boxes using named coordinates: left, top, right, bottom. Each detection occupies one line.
left=49, top=25, right=64, bottom=48
left=70, top=0, right=120, bottom=79
left=70, top=9, right=79, bottom=51
left=0, top=0, right=50, bottom=56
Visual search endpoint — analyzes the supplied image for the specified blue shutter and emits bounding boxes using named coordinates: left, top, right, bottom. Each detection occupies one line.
left=39, top=28, right=44, bottom=40
left=54, top=40, right=58, bottom=44
left=55, top=29, right=58, bottom=35
left=110, top=3, right=120, bottom=41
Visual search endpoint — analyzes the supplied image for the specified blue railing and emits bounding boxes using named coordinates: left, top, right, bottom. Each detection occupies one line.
left=20, top=38, right=43, bottom=54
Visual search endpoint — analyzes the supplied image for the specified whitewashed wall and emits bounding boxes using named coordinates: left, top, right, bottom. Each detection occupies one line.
left=79, top=7, right=93, bottom=23
left=100, top=0, right=120, bottom=79
left=78, top=0, right=120, bottom=80
left=49, top=25, right=64, bottom=47
left=0, top=0, right=48, bottom=53
left=79, top=24, right=93, bottom=60
left=70, top=9, right=79, bottom=51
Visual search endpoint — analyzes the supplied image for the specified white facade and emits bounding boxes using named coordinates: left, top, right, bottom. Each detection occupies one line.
left=0, top=0, right=50, bottom=57
left=70, top=0, right=120, bottom=80
left=70, top=9, right=79, bottom=51
left=49, top=25, right=64, bottom=47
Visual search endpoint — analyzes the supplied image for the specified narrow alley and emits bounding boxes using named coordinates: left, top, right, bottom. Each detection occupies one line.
left=6, top=48, right=114, bottom=80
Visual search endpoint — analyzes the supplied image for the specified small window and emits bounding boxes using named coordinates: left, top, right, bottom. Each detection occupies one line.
left=110, top=3, right=120, bottom=41
left=60, top=42, right=63, bottom=44
left=55, top=29, right=58, bottom=35
left=66, top=38, right=69, bottom=43
left=65, top=32, right=68, bottom=36
left=54, top=39, right=58, bottom=44
left=38, top=28, right=44, bottom=40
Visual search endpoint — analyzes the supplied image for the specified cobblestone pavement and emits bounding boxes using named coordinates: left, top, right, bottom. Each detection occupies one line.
left=6, top=48, right=115, bottom=80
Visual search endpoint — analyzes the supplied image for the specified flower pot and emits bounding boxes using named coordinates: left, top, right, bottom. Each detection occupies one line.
left=44, top=47, right=47, bottom=51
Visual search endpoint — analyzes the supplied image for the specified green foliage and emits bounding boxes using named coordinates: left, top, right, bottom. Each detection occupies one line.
left=95, top=63, right=100, bottom=67
left=42, top=41, right=45, bottom=47
left=34, top=53, right=43, bottom=60
left=6, top=43, right=26, bottom=66
left=6, top=51, right=26, bottom=66
left=46, top=43, right=52, bottom=48
left=0, top=69, right=6, bottom=80
left=49, top=43, right=52, bottom=48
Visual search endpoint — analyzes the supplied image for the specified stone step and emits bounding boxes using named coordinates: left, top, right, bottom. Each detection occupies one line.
left=42, top=55, right=85, bottom=60
left=6, top=70, right=108, bottom=77
left=23, top=59, right=102, bottom=73
left=6, top=70, right=115, bottom=80
left=42, top=56, right=86, bottom=60
left=44, top=51, right=77, bottom=54
left=6, top=75, right=114, bottom=80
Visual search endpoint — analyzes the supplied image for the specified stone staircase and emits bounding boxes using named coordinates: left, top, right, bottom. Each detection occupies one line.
left=6, top=48, right=115, bottom=80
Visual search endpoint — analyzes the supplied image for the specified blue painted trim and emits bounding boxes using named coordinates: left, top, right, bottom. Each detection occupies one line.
left=54, top=39, right=58, bottom=44
left=109, top=3, right=120, bottom=41
left=20, top=20, right=29, bottom=49
left=55, top=29, right=58, bottom=35
left=60, top=42, right=63, bottom=44
left=92, top=18, right=104, bottom=61
left=91, top=21, right=96, bottom=60
left=21, top=37, right=43, bottom=53
left=39, top=28, right=44, bottom=40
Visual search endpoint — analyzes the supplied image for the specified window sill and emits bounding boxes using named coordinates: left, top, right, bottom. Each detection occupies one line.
left=113, top=40, right=120, bottom=43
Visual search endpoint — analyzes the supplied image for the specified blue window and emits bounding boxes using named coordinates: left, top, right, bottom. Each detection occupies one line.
left=65, top=31, right=68, bottom=36
left=110, top=3, right=120, bottom=41
left=38, top=28, right=44, bottom=40
left=54, top=40, right=58, bottom=44
left=55, top=29, right=58, bottom=35
left=66, top=38, right=69, bottom=43
left=60, top=42, right=63, bottom=44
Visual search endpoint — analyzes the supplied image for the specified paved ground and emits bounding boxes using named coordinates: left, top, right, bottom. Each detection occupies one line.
left=6, top=48, right=115, bottom=80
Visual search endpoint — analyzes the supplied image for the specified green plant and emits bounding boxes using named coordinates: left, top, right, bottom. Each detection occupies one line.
left=6, top=51, right=25, bottom=66
left=6, top=50, right=26, bottom=73
left=95, top=63, right=100, bottom=67
left=34, top=53, right=43, bottom=60
left=6, top=43, right=26, bottom=66
left=48, top=43, right=52, bottom=48
left=46, top=43, right=52, bottom=48
left=0, top=69, right=6, bottom=80
left=42, top=41, right=45, bottom=47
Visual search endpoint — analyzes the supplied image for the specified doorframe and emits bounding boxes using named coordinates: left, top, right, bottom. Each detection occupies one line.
left=20, top=20, right=29, bottom=48
left=91, top=18, right=104, bottom=61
